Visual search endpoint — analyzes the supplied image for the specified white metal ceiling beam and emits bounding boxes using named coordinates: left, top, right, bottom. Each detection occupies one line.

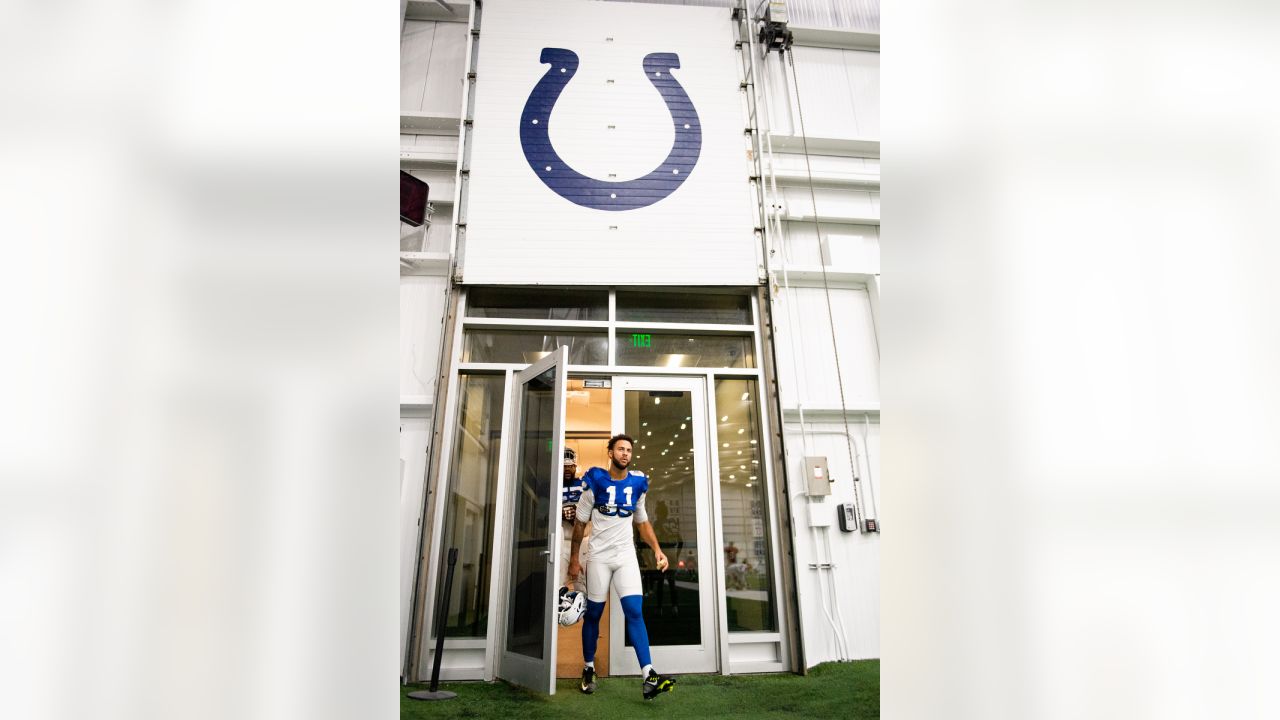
left=789, top=26, right=879, bottom=52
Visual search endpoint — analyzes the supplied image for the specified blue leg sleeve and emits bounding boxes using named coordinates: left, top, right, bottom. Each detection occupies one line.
left=581, top=600, right=606, bottom=663
left=619, top=594, right=651, bottom=668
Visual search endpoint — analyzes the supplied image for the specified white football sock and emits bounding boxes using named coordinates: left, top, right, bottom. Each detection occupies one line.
left=642, top=664, right=654, bottom=678
left=585, top=661, right=595, bottom=669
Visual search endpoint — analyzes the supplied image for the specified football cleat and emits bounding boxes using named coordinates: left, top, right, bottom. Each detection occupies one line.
left=642, top=669, right=675, bottom=700
left=580, top=666, right=597, bottom=694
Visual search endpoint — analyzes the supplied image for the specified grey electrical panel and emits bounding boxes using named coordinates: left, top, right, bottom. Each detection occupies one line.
left=804, top=456, right=831, bottom=496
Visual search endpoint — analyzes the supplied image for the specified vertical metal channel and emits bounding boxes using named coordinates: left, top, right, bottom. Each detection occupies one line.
left=452, top=0, right=482, bottom=282
left=740, top=0, right=807, bottom=673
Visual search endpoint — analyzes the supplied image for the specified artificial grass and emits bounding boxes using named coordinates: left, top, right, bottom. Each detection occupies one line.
left=401, top=660, right=878, bottom=719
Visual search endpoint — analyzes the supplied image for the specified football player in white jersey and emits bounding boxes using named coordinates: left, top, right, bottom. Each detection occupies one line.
left=566, top=434, right=676, bottom=700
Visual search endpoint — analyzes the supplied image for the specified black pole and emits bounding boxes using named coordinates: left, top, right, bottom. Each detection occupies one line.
left=408, top=547, right=459, bottom=701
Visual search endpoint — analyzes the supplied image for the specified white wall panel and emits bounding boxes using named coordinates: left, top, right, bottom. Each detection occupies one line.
left=400, top=414, right=434, bottom=663
left=400, top=20, right=467, bottom=115
left=402, top=134, right=459, bottom=155
left=768, top=152, right=879, bottom=177
left=782, top=222, right=879, bottom=269
left=763, top=47, right=879, bottom=141
left=422, top=22, right=468, bottom=116
left=401, top=20, right=436, bottom=111
left=463, top=0, right=757, bottom=285
left=788, top=47, right=857, bottom=138
left=843, top=49, right=879, bottom=138
left=785, top=419, right=880, bottom=664
left=399, top=276, right=449, bottom=399
left=772, top=286, right=879, bottom=408
left=781, top=185, right=879, bottom=221
left=786, top=0, right=880, bottom=32
left=400, top=218, right=452, bottom=255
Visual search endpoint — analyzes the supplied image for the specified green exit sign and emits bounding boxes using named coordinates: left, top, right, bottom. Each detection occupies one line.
left=631, top=333, right=651, bottom=348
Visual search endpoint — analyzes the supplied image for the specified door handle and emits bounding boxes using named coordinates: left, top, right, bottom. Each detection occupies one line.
left=539, top=549, right=552, bottom=564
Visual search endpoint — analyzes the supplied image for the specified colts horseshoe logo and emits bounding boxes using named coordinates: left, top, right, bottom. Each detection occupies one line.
left=520, top=47, right=702, bottom=211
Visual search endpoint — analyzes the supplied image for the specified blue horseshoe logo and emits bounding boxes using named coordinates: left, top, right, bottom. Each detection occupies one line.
left=520, top=48, right=702, bottom=211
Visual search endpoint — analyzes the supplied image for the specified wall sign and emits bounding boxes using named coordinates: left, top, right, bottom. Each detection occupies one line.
left=462, top=0, right=757, bottom=286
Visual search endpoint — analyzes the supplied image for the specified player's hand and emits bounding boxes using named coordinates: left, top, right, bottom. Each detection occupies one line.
left=655, top=551, right=669, bottom=572
left=567, top=557, right=581, bottom=583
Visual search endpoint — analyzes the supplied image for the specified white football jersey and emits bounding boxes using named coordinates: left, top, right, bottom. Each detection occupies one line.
left=575, top=466, right=649, bottom=560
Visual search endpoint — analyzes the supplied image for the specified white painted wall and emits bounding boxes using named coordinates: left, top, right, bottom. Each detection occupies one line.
left=399, top=276, right=449, bottom=401
left=400, top=20, right=468, bottom=116
left=764, top=46, right=879, bottom=140
left=399, top=413, right=434, bottom=664
left=772, top=285, right=879, bottom=410
left=782, top=222, right=880, bottom=270
left=784, top=419, right=882, bottom=661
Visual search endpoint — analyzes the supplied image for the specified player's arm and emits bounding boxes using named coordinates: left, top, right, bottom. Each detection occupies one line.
left=567, top=483, right=594, bottom=580
left=569, top=519, right=587, bottom=559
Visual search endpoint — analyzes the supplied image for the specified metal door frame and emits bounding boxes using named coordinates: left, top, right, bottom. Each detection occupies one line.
left=607, top=374, right=720, bottom=675
left=494, top=346, right=568, bottom=694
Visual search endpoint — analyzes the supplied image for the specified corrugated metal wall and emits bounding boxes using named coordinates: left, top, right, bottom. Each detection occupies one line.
left=786, top=0, right=879, bottom=32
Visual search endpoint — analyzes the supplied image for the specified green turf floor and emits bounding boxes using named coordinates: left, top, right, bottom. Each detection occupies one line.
left=401, top=660, right=878, bottom=719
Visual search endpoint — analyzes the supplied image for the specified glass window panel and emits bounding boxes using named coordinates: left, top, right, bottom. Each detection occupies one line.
left=622, top=389, right=701, bottom=647
left=615, top=332, right=754, bottom=368
left=616, top=291, right=751, bottom=324
left=462, top=330, right=608, bottom=365
left=715, top=378, right=777, bottom=632
left=466, top=287, right=607, bottom=320
left=434, top=374, right=505, bottom=638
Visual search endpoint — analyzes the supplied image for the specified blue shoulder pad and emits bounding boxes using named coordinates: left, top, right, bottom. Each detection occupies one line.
left=627, top=470, right=650, bottom=495
left=582, top=467, right=610, bottom=496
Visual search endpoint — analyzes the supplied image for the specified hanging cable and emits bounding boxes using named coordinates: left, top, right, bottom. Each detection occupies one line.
left=785, top=47, right=864, bottom=531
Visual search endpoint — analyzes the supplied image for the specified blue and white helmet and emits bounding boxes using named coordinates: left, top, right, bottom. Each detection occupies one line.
left=558, top=586, right=586, bottom=627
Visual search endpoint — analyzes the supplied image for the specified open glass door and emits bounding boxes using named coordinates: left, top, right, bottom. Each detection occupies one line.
left=496, top=346, right=568, bottom=694
left=609, top=376, right=719, bottom=674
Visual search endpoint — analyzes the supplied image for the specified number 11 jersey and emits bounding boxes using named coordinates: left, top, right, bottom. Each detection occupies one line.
left=574, top=466, right=650, bottom=561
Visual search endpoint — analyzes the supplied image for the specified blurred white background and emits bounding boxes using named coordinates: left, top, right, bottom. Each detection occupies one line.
left=0, top=2, right=397, bottom=719
left=884, top=1, right=1280, bottom=718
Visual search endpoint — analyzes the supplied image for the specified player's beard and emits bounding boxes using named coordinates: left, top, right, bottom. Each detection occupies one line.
left=610, top=457, right=630, bottom=471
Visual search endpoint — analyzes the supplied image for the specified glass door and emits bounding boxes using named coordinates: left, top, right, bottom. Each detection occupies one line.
left=609, top=376, right=718, bottom=674
left=496, top=347, right=568, bottom=694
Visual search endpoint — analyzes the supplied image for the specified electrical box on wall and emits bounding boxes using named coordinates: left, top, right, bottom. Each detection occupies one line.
left=864, top=518, right=879, bottom=533
left=804, top=456, right=831, bottom=496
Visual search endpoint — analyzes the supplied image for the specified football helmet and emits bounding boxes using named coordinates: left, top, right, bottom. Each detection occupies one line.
left=558, top=586, right=586, bottom=627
